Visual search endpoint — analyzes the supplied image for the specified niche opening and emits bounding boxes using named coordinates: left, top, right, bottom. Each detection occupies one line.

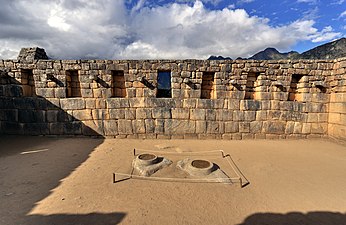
left=245, top=72, right=259, bottom=100
left=201, top=72, right=215, bottom=99
left=66, top=70, right=81, bottom=97
left=288, top=74, right=304, bottom=101
left=112, top=70, right=126, bottom=97
left=21, top=69, right=35, bottom=96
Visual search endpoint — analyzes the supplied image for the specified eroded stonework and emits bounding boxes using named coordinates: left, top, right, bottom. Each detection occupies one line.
left=0, top=48, right=345, bottom=140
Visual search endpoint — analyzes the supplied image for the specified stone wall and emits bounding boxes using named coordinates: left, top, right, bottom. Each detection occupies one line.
left=0, top=56, right=345, bottom=140
left=328, top=58, right=346, bottom=141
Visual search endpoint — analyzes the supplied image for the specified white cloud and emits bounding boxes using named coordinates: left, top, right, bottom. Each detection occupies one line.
left=309, top=26, right=342, bottom=42
left=297, top=0, right=318, bottom=4
left=339, top=10, right=346, bottom=18
left=237, top=0, right=254, bottom=4
left=0, top=0, right=342, bottom=59
left=332, top=0, right=345, bottom=4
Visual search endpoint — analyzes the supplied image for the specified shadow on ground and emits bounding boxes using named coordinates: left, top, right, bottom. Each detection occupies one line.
left=237, top=211, right=346, bottom=225
left=0, top=136, right=127, bottom=225
left=26, top=212, right=126, bottom=225
left=0, top=68, right=126, bottom=224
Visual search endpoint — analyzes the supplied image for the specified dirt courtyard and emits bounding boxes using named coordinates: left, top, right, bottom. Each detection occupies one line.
left=0, top=135, right=345, bottom=225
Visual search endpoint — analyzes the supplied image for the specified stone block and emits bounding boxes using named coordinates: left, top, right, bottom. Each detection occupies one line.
left=190, top=109, right=205, bottom=120
left=183, top=99, right=196, bottom=108
left=239, top=122, right=250, bottom=133
left=227, top=99, right=240, bottom=110
left=125, top=109, right=136, bottom=119
left=165, top=120, right=195, bottom=134
left=106, top=98, right=129, bottom=108
left=306, top=102, right=326, bottom=113
left=92, top=109, right=110, bottom=120
left=302, top=123, right=311, bottom=134
left=145, top=119, right=155, bottom=133
left=225, top=122, right=239, bottom=133
left=328, top=113, right=341, bottom=124
left=206, top=121, right=224, bottom=134
left=329, top=103, right=346, bottom=113
left=285, top=121, right=295, bottom=134
left=268, top=110, right=281, bottom=120
left=171, top=108, right=189, bottom=119
left=133, top=120, right=146, bottom=134
left=196, top=121, right=207, bottom=133
left=263, top=121, right=286, bottom=134
left=240, top=100, right=261, bottom=111
left=318, top=113, right=328, bottom=123
left=216, top=109, right=232, bottom=121
left=242, top=133, right=254, bottom=139
left=250, top=121, right=262, bottom=133
left=109, top=109, right=125, bottom=119
left=136, top=108, right=152, bottom=119
left=85, top=99, right=96, bottom=109
left=256, top=111, right=267, bottom=120
left=244, top=111, right=256, bottom=121
left=1, top=109, right=18, bottom=122
left=73, top=109, right=92, bottom=120
left=307, top=113, right=319, bottom=123
left=155, top=119, right=165, bottom=134
left=311, top=123, right=327, bottom=134
left=95, top=99, right=106, bottom=109
left=129, top=98, right=146, bottom=107
left=221, top=134, right=233, bottom=140
left=232, top=111, right=244, bottom=121
left=103, top=120, right=118, bottom=136
left=49, top=122, right=64, bottom=135
left=21, top=123, right=48, bottom=135
left=293, top=122, right=303, bottom=134
left=18, top=110, right=45, bottom=123
left=254, top=133, right=266, bottom=139
left=64, top=121, right=82, bottom=135
left=152, top=108, right=171, bottom=119
left=149, top=98, right=178, bottom=108
left=117, top=119, right=133, bottom=134
left=205, top=109, right=216, bottom=121
left=232, top=133, right=242, bottom=140
left=196, top=99, right=214, bottom=109
left=81, top=89, right=93, bottom=98
left=82, top=120, right=103, bottom=136
left=60, top=99, right=85, bottom=110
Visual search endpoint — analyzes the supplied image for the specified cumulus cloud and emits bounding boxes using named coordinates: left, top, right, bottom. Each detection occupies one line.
left=0, top=0, right=342, bottom=59
left=309, top=26, right=342, bottom=42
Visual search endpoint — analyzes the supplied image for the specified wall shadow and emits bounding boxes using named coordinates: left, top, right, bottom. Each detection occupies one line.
left=0, top=72, right=125, bottom=224
left=26, top=213, right=126, bottom=225
left=237, top=211, right=346, bottom=225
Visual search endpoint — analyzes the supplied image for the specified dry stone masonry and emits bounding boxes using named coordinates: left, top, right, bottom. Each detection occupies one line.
left=0, top=48, right=345, bottom=140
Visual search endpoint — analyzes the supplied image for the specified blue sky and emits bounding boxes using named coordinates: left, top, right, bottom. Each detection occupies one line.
left=0, top=0, right=345, bottom=59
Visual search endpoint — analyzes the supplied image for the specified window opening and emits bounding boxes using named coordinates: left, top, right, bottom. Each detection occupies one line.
left=157, top=71, right=171, bottom=98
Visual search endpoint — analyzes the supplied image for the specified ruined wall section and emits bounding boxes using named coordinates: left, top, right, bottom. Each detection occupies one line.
left=0, top=58, right=343, bottom=139
left=328, top=58, right=346, bottom=140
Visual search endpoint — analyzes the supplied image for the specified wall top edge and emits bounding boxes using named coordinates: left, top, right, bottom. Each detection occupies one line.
left=0, top=58, right=345, bottom=64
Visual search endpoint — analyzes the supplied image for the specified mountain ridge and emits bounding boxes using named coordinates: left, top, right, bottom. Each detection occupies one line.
left=208, top=37, right=346, bottom=60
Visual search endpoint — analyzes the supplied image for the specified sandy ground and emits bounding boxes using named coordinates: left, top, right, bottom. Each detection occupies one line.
left=0, top=135, right=346, bottom=225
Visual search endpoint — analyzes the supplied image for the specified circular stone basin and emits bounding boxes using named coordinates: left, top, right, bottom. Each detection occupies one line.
left=136, top=153, right=158, bottom=166
left=187, top=159, right=214, bottom=176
